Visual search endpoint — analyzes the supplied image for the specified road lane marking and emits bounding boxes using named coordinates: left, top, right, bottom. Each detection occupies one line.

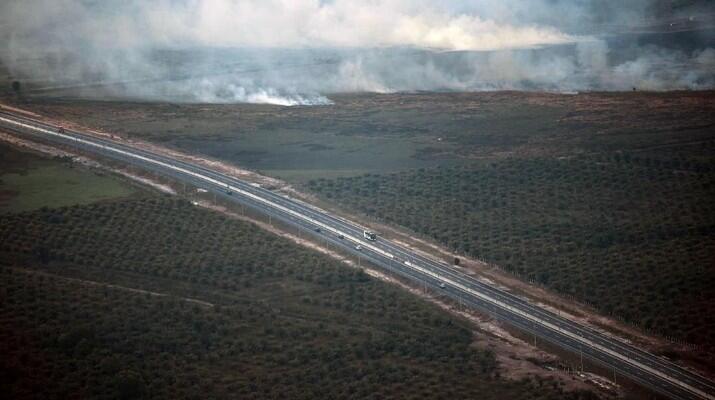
left=1, top=114, right=712, bottom=400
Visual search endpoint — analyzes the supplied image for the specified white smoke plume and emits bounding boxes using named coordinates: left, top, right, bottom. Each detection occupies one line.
left=0, top=0, right=713, bottom=105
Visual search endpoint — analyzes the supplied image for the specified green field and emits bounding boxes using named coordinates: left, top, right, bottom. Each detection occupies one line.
left=0, top=143, right=138, bottom=212
left=0, top=197, right=597, bottom=400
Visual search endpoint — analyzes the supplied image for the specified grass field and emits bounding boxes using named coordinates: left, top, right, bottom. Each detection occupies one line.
left=0, top=143, right=138, bottom=212
left=0, top=197, right=597, bottom=400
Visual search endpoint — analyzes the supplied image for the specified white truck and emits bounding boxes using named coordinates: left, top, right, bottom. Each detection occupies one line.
left=363, top=230, right=377, bottom=241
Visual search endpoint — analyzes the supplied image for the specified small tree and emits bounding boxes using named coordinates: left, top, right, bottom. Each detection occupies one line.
left=115, top=369, right=144, bottom=400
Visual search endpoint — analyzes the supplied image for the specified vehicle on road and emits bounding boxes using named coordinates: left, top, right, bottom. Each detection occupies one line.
left=337, top=234, right=344, bottom=239
left=4, top=112, right=713, bottom=400
left=314, top=227, right=321, bottom=233
left=363, top=230, right=377, bottom=241
left=58, top=127, right=65, bottom=134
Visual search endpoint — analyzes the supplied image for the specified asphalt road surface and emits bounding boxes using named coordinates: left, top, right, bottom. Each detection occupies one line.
left=1, top=110, right=713, bottom=400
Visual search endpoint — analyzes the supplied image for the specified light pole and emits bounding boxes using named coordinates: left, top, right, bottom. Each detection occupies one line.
left=613, top=366, right=617, bottom=385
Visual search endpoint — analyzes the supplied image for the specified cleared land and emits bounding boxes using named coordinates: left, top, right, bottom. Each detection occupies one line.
left=0, top=193, right=599, bottom=400
left=0, top=143, right=138, bottom=213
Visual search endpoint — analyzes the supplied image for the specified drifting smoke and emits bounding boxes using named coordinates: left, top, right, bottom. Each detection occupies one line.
left=0, top=0, right=713, bottom=105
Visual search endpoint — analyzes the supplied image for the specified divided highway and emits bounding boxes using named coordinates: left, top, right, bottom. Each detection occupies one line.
left=1, top=110, right=714, bottom=400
